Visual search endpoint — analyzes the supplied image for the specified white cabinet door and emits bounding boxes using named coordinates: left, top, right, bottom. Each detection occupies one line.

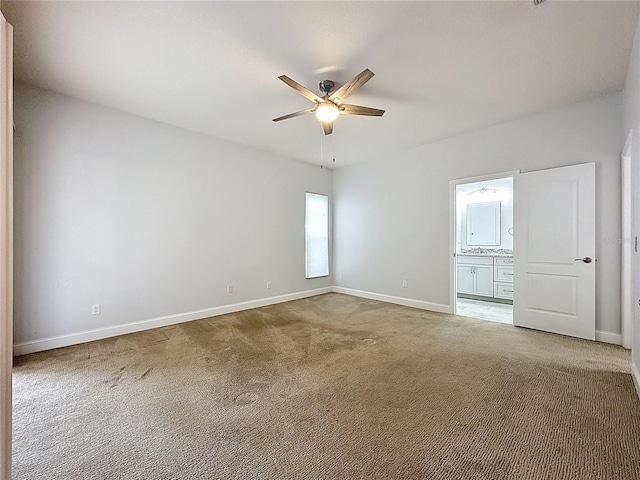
left=514, top=163, right=596, bottom=340
left=474, top=265, right=494, bottom=297
left=457, top=265, right=474, bottom=294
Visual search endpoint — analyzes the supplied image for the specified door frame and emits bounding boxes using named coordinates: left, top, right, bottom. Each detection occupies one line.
left=0, top=12, right=12, bottom=480
left=449, top=170, right=520, bottom=314
left=622, top=131, right=633, bottom=349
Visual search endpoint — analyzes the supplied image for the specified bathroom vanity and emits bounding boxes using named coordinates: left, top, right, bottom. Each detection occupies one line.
left=457, top=252, right=513, bottom=303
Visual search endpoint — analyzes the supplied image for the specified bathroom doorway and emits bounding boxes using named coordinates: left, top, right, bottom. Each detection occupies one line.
left=451, top=173, right=516, bottom=324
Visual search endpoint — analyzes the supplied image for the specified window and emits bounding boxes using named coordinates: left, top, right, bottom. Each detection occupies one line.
left=305, top=192, right=329, bottom=278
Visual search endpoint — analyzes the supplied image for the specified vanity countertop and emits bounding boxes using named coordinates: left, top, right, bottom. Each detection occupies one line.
left=458, top=249, right=513, bottom=258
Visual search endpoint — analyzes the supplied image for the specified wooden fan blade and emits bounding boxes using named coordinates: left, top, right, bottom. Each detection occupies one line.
left=272, top=108, right=315, bottom=122
left=278, top=75, right=324, bottom=103
left=340, top=104, right=385, bottom=117
left=322, top=122, right=333, bottom=135
left=328, top=69, right=375, bottom=104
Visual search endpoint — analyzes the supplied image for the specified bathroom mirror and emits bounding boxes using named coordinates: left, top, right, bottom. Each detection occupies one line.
left=467, top=201, right=501, bottom=246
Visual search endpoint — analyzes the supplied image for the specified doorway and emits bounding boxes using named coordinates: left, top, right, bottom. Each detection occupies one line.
left=450, top=172, right=517, bottom=325
left=450, top=164, right=597, bottom=340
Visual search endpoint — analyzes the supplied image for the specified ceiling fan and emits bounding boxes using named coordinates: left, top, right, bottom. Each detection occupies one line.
left=272, top=68, right=385, bottom=135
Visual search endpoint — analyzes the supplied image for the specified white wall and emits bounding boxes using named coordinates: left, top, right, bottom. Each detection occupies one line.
left=13, top=83, right=332, bottom=349
left=623, top=15, right=640, bottom=385
left=334, top=94, right=623, bottom=335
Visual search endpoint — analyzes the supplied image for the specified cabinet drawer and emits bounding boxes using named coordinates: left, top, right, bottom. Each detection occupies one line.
left=494, top=266, right=514, bottom=282
left=494, top=282, right=514, bottom=299
left=495, top=257, right=514, bottom=266
left=457, top=255, right=494, bottom=265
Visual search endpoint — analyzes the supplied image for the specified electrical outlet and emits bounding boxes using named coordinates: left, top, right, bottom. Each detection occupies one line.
left=266, top=281, right=271, bottom=289
left=91, top=304, right=101, bottom=315
left=402, top=279, right=408, bottom=288
left=227, top=285, right=233, bottom=294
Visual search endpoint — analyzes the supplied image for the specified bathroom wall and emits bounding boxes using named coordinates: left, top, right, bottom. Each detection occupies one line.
left=457, top=177, right=514, bottom=252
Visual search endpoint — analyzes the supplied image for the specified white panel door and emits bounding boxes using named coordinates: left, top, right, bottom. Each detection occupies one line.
left=513, top=163, right=596, bottom=340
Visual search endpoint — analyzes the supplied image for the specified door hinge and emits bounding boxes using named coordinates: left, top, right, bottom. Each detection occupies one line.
left=635, top=236, right=638, bottom=253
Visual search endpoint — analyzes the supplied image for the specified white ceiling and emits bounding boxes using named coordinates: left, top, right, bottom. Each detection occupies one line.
left=2, top=1, right=638, bottom=168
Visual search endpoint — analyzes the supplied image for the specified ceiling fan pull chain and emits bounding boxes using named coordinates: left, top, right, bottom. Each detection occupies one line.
left=320, top=123, right=324, bottom=168
left=332, top=128, right=336, bottom=163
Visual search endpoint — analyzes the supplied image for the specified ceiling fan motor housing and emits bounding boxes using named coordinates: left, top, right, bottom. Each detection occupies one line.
left=319, top=80, right=336, bottom=95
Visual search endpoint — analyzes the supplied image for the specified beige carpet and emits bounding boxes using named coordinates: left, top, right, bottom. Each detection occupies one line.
left=12, top=293, right=640, bottom=479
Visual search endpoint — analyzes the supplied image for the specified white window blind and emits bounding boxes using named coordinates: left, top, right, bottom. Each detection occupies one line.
left=305, top=192, right=329, bottom=278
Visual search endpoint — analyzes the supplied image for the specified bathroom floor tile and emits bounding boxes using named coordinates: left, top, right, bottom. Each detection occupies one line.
left=456, top=298, right=513, bottom=325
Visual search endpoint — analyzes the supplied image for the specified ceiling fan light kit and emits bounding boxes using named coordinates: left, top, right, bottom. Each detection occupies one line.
left=273, top=68, right=385, bottom=136
left=315, top=103, right=340, bottom=123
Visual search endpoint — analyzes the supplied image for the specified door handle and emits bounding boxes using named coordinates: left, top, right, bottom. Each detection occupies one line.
left=574, top=257, right=592, bottom=263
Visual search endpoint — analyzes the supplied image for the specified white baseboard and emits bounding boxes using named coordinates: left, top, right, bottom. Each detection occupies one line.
left=632, top=361, right=640, bottom=402
left=332, top=286, right=453, bottom=314
left=13, top=287, right=333, bottom=356
left=332, top=290, right=623, bottom=345
left=595, top=330, right=623, bottom=345
left=13, top=287, right=623, bottom=355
